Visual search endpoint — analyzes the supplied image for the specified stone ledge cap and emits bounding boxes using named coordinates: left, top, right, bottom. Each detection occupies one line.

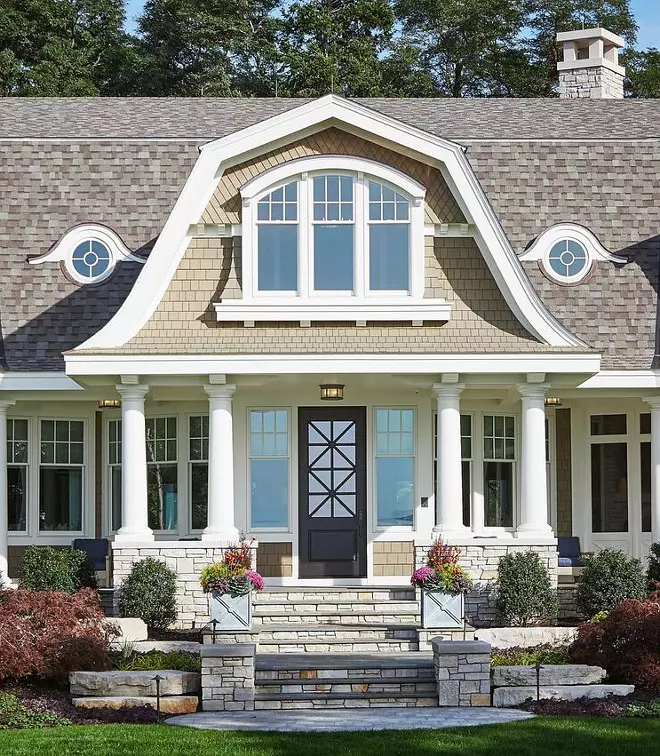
left=431, top=639, right=491, bottom=654
left=201, top=643, right=256, bottom=658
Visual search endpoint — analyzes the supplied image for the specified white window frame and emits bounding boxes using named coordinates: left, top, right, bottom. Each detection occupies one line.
left=247, top=407, right=292, bottom=533
left=215, top=156, right=451, bottom=324
left=107, top=417, right=122, bottom=534
left=7, top=418, right=30, bottom=535
left=37, top=418, right=87, bottom=536
left=188, top=413, right=209, bottom=533
left=482, top=413, right=518, bottom=532
left=373, top=406, right=416, bottom=532
left=145, top=414, right=180, bottom=534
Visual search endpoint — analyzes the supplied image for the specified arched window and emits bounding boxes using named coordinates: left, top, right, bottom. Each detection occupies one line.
left=245, top=159, right=423, bottom=303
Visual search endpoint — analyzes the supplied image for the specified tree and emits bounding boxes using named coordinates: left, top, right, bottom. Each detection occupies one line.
left=278, top=0, right=400, bottom=97
left=624, top=48, right=660, bottom=98
left=132, top=0, right=282, bottom=96
left=395, top=0, right=528, bottom=97
left=0, top=0, right=130, bottom=96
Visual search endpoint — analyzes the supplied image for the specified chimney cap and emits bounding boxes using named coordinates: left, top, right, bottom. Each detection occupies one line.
left=556, top=27, right=625, bottom=48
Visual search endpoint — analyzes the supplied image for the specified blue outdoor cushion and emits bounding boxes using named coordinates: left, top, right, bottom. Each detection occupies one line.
left=73, top=538, right=109, bottom=571
left=557, top=536, right=583, bottom=568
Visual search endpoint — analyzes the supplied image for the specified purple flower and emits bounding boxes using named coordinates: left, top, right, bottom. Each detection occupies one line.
left=411, top=566, right=436, bottom=587
left=246, top=570, right=265, bottom=592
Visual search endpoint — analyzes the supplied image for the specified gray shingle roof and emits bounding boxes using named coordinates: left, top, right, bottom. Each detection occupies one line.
left=0, top=97, right=658, bottom=371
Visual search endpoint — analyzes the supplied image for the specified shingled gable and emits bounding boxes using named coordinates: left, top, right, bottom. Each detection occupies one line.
left=65, top=95, right=583, bottom=370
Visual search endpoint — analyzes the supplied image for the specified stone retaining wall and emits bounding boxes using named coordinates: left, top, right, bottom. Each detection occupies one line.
left=201, top=644, right=256, bottom=711
left=112, top=543, right=257, bottom=627
left=432, top=639, right=492, bottom=707
left=416, top=543, right=558, bottom=627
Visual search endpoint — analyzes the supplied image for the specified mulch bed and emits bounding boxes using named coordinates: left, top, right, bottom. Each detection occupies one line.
left=148, top=628, right=203, bottom=643
left=519, top=689, right=658, bottom=717
left=0, top=681, right=159, bottom=725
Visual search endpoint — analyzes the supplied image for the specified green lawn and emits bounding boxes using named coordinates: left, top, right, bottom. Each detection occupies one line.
left=0, top=718, right=658, bottom=756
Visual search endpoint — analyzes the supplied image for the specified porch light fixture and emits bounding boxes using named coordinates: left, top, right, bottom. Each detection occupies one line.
left=98, top=399, right=122, bottom=409
left=320, top=384, right=344, bottom=401
left=544, top=397, right=562, bottom=407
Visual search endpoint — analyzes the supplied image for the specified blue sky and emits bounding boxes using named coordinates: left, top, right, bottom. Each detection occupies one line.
left=124, top=0, right=660, bottom=49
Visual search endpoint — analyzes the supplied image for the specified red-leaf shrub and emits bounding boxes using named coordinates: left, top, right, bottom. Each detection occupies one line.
left=0, top=588, right=116, bottom=681
left=569, top=592, right=660, bottom=690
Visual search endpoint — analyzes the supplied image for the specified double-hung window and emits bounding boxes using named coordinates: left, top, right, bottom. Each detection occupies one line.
left=433, top=413, right=472, bottom=528
left=109, top=419, right=122, bottom=531
left=39, top=420, right=84, bottom=532
left=483, top=415, right=516, bottom=528
left=257, top=183, right=298, bottom=292
left=146, top=417, right=178, bottom=531
left=189, top=415, right=209, bottom=530
left=7, top=419, right=28, bottom=532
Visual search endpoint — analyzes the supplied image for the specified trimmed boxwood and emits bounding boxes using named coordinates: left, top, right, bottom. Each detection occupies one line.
left=19, top=546, right=96, bottom=593
left=496, top=550, right=558, bottom=626
left=118, top=558, right=177, bottom=633
left=577, top=549, right=646, bottom=618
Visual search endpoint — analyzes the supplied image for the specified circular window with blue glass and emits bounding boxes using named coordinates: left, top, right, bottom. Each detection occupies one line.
left=70, top=240, right=113, bottom=283
left=546, top=239, right=590, bottom=283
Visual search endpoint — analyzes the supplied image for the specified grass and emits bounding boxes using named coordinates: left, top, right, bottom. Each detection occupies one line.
left=0, top=718, right=658, bottom=756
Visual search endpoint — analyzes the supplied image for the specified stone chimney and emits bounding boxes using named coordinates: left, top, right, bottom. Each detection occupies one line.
left=557, top=27, right=625, bottom=99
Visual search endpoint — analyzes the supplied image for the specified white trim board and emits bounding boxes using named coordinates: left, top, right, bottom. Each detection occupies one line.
left=65, top=352, right=601, bottom=377
left=71, top=94, right=585, bottom=352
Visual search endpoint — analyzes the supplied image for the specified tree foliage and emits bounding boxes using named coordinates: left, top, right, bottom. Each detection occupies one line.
left=0, top=0, right=657, bottom=98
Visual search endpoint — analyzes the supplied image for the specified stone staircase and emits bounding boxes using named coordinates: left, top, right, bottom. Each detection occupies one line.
left=254, top=652, right=437, bottom=710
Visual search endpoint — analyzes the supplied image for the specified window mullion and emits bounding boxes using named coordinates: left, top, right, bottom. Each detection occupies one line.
left=355, top=173, right=366, bottom=297
left=299, top=173, right=310, bottom=299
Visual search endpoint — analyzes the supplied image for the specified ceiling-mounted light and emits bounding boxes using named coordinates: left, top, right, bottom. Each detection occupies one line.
left=320, top=384, right=344, bottom=401
left=544, top=397, right=562, bottom=407
left=98, top=400, right=122, bottom=409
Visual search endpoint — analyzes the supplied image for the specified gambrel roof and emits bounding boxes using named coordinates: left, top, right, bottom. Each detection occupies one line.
left=1, top=97, right=658, bottom=371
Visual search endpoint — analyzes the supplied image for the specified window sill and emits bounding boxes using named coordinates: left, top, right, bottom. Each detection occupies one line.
left=214, top=298, right=451, bottom=326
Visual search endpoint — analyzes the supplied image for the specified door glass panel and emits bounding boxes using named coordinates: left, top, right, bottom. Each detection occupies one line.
left=591, top=442, right=628, bottom=532
left=484, top=461, right=513, bottom=527
left=307, top=419, right=357, bottom=518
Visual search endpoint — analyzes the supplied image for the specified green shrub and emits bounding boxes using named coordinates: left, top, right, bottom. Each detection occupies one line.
left=626, top=699, right=660, bottom=718
left=495, top=551, right=558, bottom=626
left=577, top=549, right=646, bottom=617
left=0, top=693, right=70, bottom=730
left=647, top=543, right=660, bottom=593
left=491, top=644, right=570, bottom=667
left=19, top=546, right=96, bottom=593
left=114, top=650, right=200, bottom=673
left=118, top=558, right=177, bottom=633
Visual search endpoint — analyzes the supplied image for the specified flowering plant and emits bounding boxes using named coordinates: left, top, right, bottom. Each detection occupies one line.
left=200, top=541, right=264, bottom=597
left=410, top=538, right=473, bottom=594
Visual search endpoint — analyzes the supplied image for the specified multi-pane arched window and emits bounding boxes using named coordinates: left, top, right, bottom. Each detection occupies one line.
left=243, top=157, right=426, bottom=303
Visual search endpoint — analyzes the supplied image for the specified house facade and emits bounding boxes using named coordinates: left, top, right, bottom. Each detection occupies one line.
left=1, top=28, right=659, bottom=623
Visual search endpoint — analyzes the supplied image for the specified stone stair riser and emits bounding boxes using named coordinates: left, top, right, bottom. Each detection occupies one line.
left=258, top=641, right=419, bottom=653
left=254, top=590, right=415, bottom=604
left=254, top=697, right=437, bottom=709
left=257, top=682, right=436, bottom=695
left=254, top=614, right=420, bottom=625
left=256, top=669, right=434, bottom=682
left=259, top=627, right=417, bottom=641
left=253, top=602, right=418, bottom=614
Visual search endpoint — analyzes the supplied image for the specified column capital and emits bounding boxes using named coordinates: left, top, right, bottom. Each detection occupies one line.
left=432, top=382, right=465, bottom=400
left=115, top=384, right=149, bottom=401
left=644, top=395, right=660, bottom=410
left=204, top=384, right=236, bottom=400
left=516, top=382, right=549, bottom=400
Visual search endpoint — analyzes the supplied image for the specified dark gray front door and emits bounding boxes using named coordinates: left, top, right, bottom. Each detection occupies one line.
left=298, top=407, right=367, bottom=578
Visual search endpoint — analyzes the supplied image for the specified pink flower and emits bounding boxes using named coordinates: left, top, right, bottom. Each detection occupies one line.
left=411, top=566, right=435, bottom=586
left=246, top=570, right=265, bottom=592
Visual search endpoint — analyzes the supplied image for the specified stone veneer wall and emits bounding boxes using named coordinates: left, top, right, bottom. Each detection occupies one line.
left=112, top=544, right=258, bottom=628
left=416, top=543, right=559, bottom=627
left=555, top=409, right=573, bottom=537
left=257, top=543, right=293, bottom=578
left=373, top=541, right=414, bottom=577
left=7, top=545, right=27, bottom=581
left=558, top=66, right=624, bottom=99
left=432, top=639, right=492, bottom=707
left=201, top=644, right=256, bottom=711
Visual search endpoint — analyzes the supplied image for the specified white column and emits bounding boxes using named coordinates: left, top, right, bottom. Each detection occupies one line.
left=115, top=385, right=153, bottom=542
left=644, top=397, right=660, bottom=544
left=203, top=384, right=239, bottom=543
left=0, top=401, right=15, bottom=585
left=432, top=382, right=469, bottom=536
left=516, top=383, right=553, bottom=537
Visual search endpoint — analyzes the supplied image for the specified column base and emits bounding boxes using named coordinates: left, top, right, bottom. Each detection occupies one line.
left=432, top=525, right=472, bottom=539
left=201, top=527, right=240, bottom=544
left=114, top=528, right=154, bottom=543
left=515, top=525, right=554, bottom=539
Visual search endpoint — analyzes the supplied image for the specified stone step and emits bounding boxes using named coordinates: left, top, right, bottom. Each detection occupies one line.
left=253, top=610, right=421, bottom=626
left=492, top=665, right=606, bottom=687
left=254, top=587, right=416, bottom=603
left=254, top=691, right=437, bottom=709
left=69, top=670, right=201, bottom=697
left=73, top=696, right=199, bottom=714
left=253, top=601, right=419, bottom=615
left=493, top=684, right=635, bottom=707
left=256, top=623, right=418, bottom=641
left=258, top=639, right=420, bottom=653
left=98, top=588, right=117, bottom=617
left=255, top=652, right=434, bottom=677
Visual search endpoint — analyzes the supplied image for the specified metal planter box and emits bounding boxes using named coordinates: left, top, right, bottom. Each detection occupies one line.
left=209, top=592, right=252, bottom=630
left=421, top=590, right=464, bottom=629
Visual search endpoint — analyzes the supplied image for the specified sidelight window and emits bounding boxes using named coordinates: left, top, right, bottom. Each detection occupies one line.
left=249, top=409, right=289, bottom=529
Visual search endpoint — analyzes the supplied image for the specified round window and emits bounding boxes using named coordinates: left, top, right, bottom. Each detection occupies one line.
left=547, top=239, right=589, bottom=282
left=71, top=240, right=112, bottom=282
